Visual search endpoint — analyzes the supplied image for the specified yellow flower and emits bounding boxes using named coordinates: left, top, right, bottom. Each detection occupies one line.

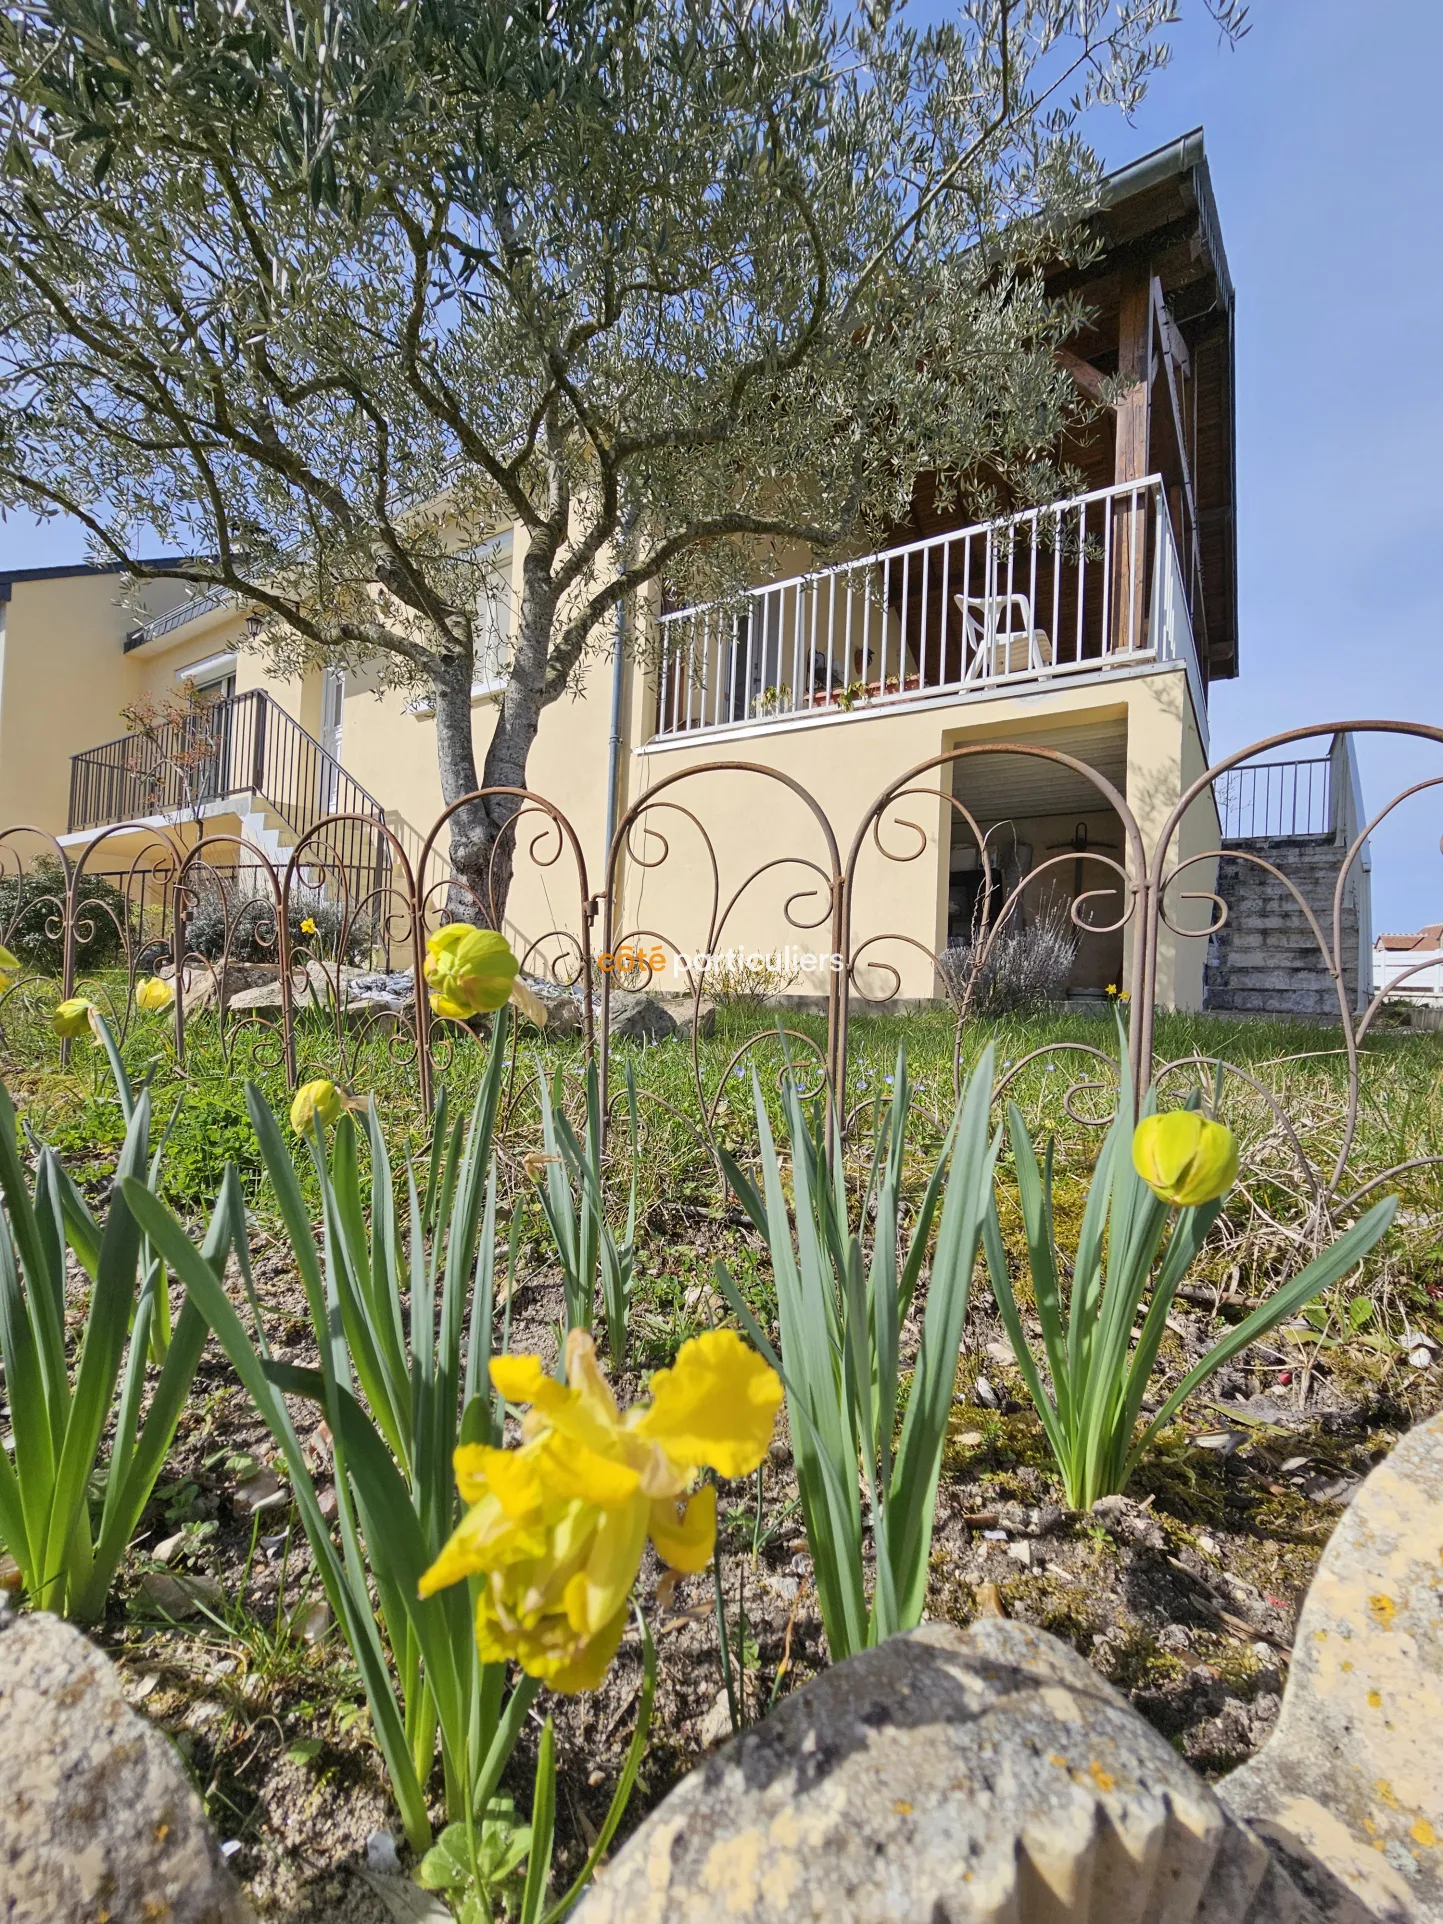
left=0, top=943, right=19, bottom=984
left=289, top=1078, right=351, bottom=1134
left=424, top=923, right=519, bottom=1021
left=135, top=975, right=175, bottom=1013
left=419, top=1328, right=782, bottom=1693
left=52, top=996, right=98, bottom=1039
left=300, top=916, right=318, bottom=936
left=1132, top=1111, right=1238, bottom=1207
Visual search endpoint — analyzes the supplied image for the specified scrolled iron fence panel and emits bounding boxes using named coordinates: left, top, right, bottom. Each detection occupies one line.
left=6, top=722, right=1443, bottom=1224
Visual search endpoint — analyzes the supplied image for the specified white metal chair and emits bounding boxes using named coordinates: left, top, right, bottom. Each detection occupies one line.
left=955, top=593, right=1053, bottom=681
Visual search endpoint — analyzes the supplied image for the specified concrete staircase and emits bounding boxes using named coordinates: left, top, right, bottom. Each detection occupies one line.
left=1204, top=834, right=1362, bottom=1018
left=237, top=798, right=295, bottom=870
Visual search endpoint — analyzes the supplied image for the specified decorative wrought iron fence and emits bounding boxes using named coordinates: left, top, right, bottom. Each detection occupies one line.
left=5, top=721, right=1440, bottom=1220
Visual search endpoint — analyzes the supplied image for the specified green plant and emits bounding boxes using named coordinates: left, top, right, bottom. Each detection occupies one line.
left=125, top=1008, right=653, bottom=1917
left=127, top=1026, right=520, bottom=1869
left=714, top=1042, right=998, bottom=1660
left=181, top=885, right=368, bottom=965
left=0, top=1018, right=218, bottom=1619
left=0, top=859, right=130, bottom=975
left=534, top=1056, right=638, bottom=1368
left=982, top=1079, right=1397, bottom=1511
left=418, top=1622, right=657, bottom=1924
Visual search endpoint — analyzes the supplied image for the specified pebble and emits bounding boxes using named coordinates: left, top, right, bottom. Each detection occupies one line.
left=232, top=1468, right=288, bottom=1516
left=697, top=1688, right=735, bottom=1749
left=975, top=1376, right=999, bottom=1409
left=365, top=1830, right=401, bottom=1875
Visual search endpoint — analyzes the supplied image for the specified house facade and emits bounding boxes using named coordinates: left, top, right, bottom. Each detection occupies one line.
left=0, top=130, right=1239, bottom=1009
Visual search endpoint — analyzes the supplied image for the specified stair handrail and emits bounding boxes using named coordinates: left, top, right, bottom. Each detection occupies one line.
left=67, top=688, right=389, bottom=837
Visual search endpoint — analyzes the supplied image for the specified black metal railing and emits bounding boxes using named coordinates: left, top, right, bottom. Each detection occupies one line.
left=68, top=690, right=391, bottom=902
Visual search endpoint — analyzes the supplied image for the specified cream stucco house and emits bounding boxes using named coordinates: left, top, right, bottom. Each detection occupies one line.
left=0, top=131, right=1238, bottom=1009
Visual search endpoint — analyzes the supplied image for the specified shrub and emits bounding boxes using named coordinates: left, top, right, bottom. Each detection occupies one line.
left=0, top=859, right=130, bottom=975
left=939, top=905, right=1078, bottom=1017
left=181, top=885, right=368, bottom=964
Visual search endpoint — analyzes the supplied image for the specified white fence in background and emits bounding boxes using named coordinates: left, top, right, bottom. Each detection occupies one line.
left=653, top=475, right=1205, bottom=745
left=1375, top=947, right=1443, bottom=1000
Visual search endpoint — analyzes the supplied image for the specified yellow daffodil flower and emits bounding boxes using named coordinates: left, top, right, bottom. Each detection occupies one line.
left=424, top=923, right=519, bottom=1020
left=289, top=1078, right=352, bottom=1134
left=300, top=916, right=318, bottom=936
left=1132, top=1110, right=1237, bottom=1207
left=423, top=923, right=548, bottom=1028
left=419, top=1327, right=782, bottom=1693
left=52, top=996, right=98, bottom=1039
left=135, top=975, right=175, bottom=1013
left=0, top=943, right=19, bottom=984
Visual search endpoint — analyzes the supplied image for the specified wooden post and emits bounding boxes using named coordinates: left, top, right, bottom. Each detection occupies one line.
left=1111, top=266, right=1152, bottom=654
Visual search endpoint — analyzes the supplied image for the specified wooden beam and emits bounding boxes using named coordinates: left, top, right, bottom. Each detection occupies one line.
left=1113, top=268, right=1151, bottom=484
left=1111, top=266, right=1152, bottom=655
left=1055, top=347, right=1107, bottom=404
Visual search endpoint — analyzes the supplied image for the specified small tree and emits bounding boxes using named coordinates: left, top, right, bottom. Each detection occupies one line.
left=117, top=679, right=225, bottom=836
left=0, top=0, right=1240, bottom=919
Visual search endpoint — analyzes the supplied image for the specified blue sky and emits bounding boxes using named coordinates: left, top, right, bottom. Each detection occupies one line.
left=4, top=0, right=1440, bottom=932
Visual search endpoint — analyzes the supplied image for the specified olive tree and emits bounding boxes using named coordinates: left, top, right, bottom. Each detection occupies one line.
left=0, top=0, right=1230, bottom=914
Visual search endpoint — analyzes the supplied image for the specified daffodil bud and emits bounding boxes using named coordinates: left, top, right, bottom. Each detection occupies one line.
left=0, top=943, right=19, bottom=984
left=135, top=975, right=175, bottom=1013
left=289, top=1078, right=348, bottom=1135
left=1132, top=1110, right=1237, bottom=1207
left=52, top=997, right=97, bottom=1039
left=423, top=923, right=519, bottom=1020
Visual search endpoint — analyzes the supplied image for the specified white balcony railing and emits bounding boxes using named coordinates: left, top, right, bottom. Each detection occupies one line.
left=652, top=476, right=1205, bottom=746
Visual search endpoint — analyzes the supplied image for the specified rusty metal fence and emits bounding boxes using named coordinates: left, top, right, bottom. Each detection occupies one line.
left=2, top=722, right=1439, bottom=1218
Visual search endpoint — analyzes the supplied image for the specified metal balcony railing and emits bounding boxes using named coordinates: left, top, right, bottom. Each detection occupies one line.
left=68, top=689, right=389, bottom=889
left=123, top=583, right=235, bottom=650
left=652, top=475, right=1206, bottom=746
left=1215, top=757, right=1333, bottom=840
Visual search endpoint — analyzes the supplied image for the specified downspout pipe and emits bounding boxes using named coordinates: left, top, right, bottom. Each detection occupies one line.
left=604, top=516, right=635, bottom=867
left=604, top=592, right=626, bottom=864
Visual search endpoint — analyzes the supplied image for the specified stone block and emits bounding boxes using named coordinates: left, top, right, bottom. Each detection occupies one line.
left=574, top=1617, right=1313, bottom=1924
left=0, top=1610, right=252, bottom=1922
left=1220, top=1410, right=1443, bottom=1924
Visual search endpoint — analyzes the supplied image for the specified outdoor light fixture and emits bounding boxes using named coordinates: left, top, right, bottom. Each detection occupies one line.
left=245, top=611, right=264, bottom=639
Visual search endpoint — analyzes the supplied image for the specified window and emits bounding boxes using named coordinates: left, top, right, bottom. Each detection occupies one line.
left=471, top=533, right=514, bottom=692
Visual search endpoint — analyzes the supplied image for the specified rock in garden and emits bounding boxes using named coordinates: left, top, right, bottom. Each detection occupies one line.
left=688, top=997, right=718, bottom=1039
left=227, top=959, right=339, bottom=1012
left=138, top=1569, right=226, bottom=1619
left=574, top=1616, right=1313, bottom=1924
left=607, top=991, right=678, bottom=1043
left=521, top=975, right=587, bottom=1037
left=1220, top=1407, right=1443, bottom=1924
left=0, top=1610, right=252, bottom=1922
